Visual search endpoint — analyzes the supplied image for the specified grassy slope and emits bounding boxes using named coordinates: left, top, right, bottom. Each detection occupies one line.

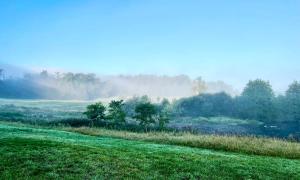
left=63, top=127, right=300, bottom=159
left=1, top=123, right=300, bottom=179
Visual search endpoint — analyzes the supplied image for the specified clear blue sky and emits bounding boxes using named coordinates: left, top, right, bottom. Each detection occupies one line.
left=0, top=0, right=299, bottom=91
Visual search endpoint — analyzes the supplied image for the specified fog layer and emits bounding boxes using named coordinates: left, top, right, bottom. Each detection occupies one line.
left=0, top=66, right=237, bottom=100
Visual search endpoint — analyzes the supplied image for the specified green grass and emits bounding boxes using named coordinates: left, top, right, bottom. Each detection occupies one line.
left=0, top=98, right=89, bottom=122
left=62, top=126, right=300, bottom=159
left=0, top=122, right=300, bottom=179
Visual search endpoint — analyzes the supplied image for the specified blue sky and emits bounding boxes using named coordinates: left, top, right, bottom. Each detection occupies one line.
left=0, top=0, right=299, bottom=91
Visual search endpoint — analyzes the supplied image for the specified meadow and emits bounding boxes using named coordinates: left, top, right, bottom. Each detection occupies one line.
left=0, top=98, right=89, bottom=122
left=1, top=121, right=300, bottom=179
left=1, top=99, right=300, bottom=179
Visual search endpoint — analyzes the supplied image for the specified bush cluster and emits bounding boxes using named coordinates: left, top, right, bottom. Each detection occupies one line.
left=83, top=99, right=170, bottom=131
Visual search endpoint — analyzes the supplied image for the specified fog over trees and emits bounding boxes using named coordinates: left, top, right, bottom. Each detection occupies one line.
left=0, top=67, right=237, bottom=100
left=0, top=65, right=299, bottom=138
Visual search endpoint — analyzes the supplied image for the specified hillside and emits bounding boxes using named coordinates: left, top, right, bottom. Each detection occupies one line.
left=0, top=122, right=299, bottom=179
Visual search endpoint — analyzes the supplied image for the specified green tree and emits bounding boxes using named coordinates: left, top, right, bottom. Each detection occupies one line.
left=134, top=102, right=157, bottom=131
left=173, top=93, right=234, bottom=118
left=107, top=100, right=126, bottom=124
left=156, top=99, right=171, bottom=130
left=157, top=98, right=171, bottom=113
left=238, top=79, right=276, bottom=122
left=83, top=102, right=106, bottom=127
left=273, top=95, right=286, bottom=121
left=157, top=112, right=170, bottom=130
left=285, top=81, right=300, bottom=122
left=123, top=95, right=151, bottom=117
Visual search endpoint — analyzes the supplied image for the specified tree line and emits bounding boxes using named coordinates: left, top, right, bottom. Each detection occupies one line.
left=84, top=79, right=300, bottom=131
left=172, top=79, right=300, bottom=125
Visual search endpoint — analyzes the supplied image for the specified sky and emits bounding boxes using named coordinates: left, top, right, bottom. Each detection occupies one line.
left=0, top=0, right=299, bottom=92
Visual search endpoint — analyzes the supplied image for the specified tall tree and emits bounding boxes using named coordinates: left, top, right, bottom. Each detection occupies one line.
left=123, top=95, right=151, bottom=117
left=285, top=81, right=300, bottom=122
left=83, top=102, right=106, bottom=127
left=238, top=79, right=276, bottom=122
left=107, top=100, right=126, bottom=124
left=134, top=102, right=157, bottom=131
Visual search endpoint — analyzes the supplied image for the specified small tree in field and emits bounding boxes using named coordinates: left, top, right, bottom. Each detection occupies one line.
left=134, top=102, right=157, bottom=131
left=83, top=102, right=106, bottom=127
left=107, top=100, right=126, bottom=124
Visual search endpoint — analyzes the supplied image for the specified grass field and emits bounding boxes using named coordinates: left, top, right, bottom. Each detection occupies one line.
left=62, top=126, right=300, bottom=159
left=1, top=122, right=300, bottom=179
left=0, top=98, right=89, bottom=122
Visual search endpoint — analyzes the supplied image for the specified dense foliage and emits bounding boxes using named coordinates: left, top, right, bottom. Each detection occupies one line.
left=236, top=80, right=276, bottom=122
left=83, top=99, right=170, bottom=131
left=284, top=82, right=300, bottom=122
left=107, top=100, right=126, bottom=124
left=173, top=92, right=234, bottom=118
left=83, top=102, right=106, bottom=126
left=173, top=79, right=300, bottom=125
left=134, top=102, right=157, bottom=128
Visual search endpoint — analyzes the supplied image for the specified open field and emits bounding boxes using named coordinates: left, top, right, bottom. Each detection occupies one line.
left=0, top=98, right=89, bottom=122
left=1, top=122, right=300, bottom=179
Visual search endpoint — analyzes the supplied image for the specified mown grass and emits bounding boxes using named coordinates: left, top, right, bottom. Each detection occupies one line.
left=1, top=123, right=300, bottom=179
left=62, top=126, right=300, bottom=159
left=2, top=120, right=300, bottom=159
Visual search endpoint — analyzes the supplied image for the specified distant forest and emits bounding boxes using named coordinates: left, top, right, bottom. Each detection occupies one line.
left=0, top=69, right=236, bottom=100
left=171, top=80, right=300, bottom=124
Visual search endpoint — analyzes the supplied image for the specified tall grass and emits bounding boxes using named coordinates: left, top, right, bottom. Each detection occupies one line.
left=62, top=126, right=300, bottom=159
